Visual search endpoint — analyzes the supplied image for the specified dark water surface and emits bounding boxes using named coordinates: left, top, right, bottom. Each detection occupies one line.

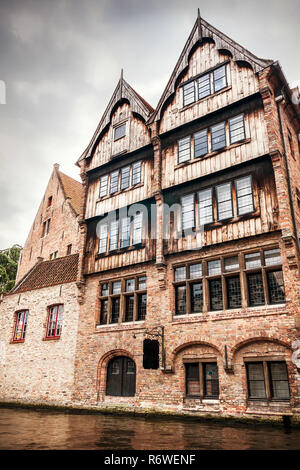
left=0, top=407, right=299, bottom=450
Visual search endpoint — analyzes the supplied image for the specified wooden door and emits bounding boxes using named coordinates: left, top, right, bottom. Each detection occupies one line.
left=106, top=356, right=136, bottom=397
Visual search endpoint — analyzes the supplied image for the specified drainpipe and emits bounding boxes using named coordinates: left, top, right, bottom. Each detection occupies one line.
left=275, top=93, right=300, bottom=261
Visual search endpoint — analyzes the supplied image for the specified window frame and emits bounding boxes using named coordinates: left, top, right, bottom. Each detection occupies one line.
left=45, top=304, right=63, bottom=339
left=12, top=310, right=29, bottom=342
left=184, top=360, right=219, bottom=400
left=245, top=359, right=290, bottom=402
left=98, top=275, right=147, bottom=325
left=172, top=246, right=284, bottom=317
left=114, top=123, right=126, bottom=141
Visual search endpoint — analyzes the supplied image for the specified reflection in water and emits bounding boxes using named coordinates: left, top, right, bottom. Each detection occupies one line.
left=0, top=407, right=299, bottom=450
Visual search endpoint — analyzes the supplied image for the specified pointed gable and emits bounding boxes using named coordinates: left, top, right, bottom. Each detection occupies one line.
left=57, top=170, right=83, bottom=216
left=149, top=13, right=273, bottom=124
left=77, top=74, right=153, bottom=167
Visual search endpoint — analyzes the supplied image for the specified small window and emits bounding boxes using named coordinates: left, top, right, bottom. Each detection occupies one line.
left=132, top=212, right=143, bottom=245
left=209, top=279, right=223, bottom=311
left=198, top=73, right=211, bottom=99
left=189, top=263, right=202, bottom=279
left=109, top=221, right=119, bottom=251
left=198, top=188, right=213, bottom=226
left=229, top=114, right=245, bottom=144
left=137, top=293, right=147, bottom=320
left=185, top=362, right=219, bottom=398
left=125, top=279, right=135, bottom=292
left=120, top=217, right=131, bottom=248
left=264, top=248, right=281, bottom=266
left=226, top=276, right=242, bottom=309
left=46, top=305, right=63, bottom=338
left=125, top=295, right=134, bottom=322
left=224, top=256, right=239, bottom=272
left=98, top=223, right=108, bottom=254
left=143, top=339, right=159, bottom=369
left=101, top=283, right=109, bottom=296
left=175, top=285, right=186, bottom=315
left=47, top=196, right=52, bottom=207
left=246, top=361, right=290, bottom=400
left=194, top=129, right=208, bottom=158
left=191, top=282, right=203, bottom=313
left=99, top=175, right=108, bottom=198
left=216, top=183, right=233, bottom=220
left=132, top=161, right=142, bottom=186
left=110, top=170, right=119, bottom=194
left=121, top=166, right=130, bottom=190
left=183, top=82, right=195, bottom=107
left=208, top=259, right=221, bottom=276
left=13, top=310, right=29, bottom=341
left=137, top=276, right=147, bottom=290
left=112, top=281, right=121, bottom=294
left=245, top=252, right=261, bottom=269
left=247, top=272, right=265, bottom=306
left=114, top=123, right=126, bottom=141
left=100, top=299, right=108, bottom=324
left=111, top=297, right=120, bottom=323
left=267, top=271, right=285, bottom=304
left=42, top=219, right=50, bottom=238
left=175, top=266, right=186, bottom=281
left=178, top=137, right=191, bottom=164
left=211, top=122, right=226, bottom=151
left=181, top=194, right=194, bottom=230
left=213, top=65, right=227, bottom=92
left=235, top=175, right=254, bottom=215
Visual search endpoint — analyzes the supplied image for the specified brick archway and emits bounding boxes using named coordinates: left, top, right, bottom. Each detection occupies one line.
left=96, top=349, right=135, bottom=401
left=231, top=336, right=292, bottom=361
left=171, top=340, right=221, bottom=371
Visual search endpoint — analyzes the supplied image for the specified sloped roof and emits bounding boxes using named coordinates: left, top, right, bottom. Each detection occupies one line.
left=11, top=254, right=79, bottom=294
left=57, top=170, right=83, bottom=216
left=77, top=74, right=153, bottom=164
left=148, top=12, right=274, bottom=124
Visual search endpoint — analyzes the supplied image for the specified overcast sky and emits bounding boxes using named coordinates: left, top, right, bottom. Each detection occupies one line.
left=0, top=0, right=299, bottom=249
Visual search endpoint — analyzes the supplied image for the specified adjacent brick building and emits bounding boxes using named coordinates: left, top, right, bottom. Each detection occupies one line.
left=0, top=167, right=82, bottom=405
left=1, top=13, right=300, bottom=423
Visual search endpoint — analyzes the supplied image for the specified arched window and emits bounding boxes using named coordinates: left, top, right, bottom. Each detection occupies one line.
left=106, top=356, right=136, bottom=397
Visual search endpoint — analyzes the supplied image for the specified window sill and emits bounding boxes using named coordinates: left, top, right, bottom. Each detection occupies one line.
left=10, top=339, right=25, bottom=344
left=172, top=304, right=287, bottom=323
left=174, top=138, right=251, bottom=170
left=94, top=322, right=145, bottom=333
left=97, top=182, right=144, bottom=202
left=43, top=336, right=61, bottom=341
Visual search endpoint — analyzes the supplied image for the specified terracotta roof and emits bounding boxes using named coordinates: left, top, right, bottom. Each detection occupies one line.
left=58, top=171, right=83, bottom=215
left=11, top=254, right=79, bottom=294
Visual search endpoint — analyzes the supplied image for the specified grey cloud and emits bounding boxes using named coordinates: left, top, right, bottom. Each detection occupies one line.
left=0, top=0, right=299, bottom=248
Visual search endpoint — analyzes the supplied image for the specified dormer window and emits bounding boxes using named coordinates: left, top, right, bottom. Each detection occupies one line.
left=181, top=63, right=228, bottom=107
left=114, top=123, right=126, bottom=141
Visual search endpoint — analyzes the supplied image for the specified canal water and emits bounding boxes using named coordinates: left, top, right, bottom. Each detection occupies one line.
left=0, top=407, right=299, bottom=450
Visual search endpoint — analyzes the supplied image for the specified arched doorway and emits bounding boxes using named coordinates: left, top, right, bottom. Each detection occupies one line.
left=106, top=356, right=136, bottom=397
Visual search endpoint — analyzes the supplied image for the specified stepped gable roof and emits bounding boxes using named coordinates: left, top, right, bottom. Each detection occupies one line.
left=11, top=254, right=79, bottom=294
left=148, top=11, right=274, bottom=124
left=57, top=170, right=83, bottom=216
left=76, top=73, right=153, bottom=164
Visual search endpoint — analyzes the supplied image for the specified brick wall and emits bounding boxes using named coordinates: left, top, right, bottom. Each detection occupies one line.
left=0, top=282, right=79, bottom=405
left=16, top=165, right=81, bottom=283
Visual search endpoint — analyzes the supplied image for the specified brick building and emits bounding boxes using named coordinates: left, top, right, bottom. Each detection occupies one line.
left=0, top=167, right=82, bottom=405
left=73, top=13, right=300, bottom=422
left=1, top=13, right=300, bottom=423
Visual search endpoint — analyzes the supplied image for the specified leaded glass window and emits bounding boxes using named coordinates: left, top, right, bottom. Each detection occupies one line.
left=198, top=188, right=213, bottom=226
left=198, top=73, right=211, bottom=99
left=194, top=129, right=208, bottom=157
left=183, top=81, right=195, bottom=106
left=178, top=137, right=191, bottom=164
left=216, top=183, right=233, bottom=220
left=213, top=65, right=227, bottom=92
left=229, top=114, right=245, bottom=144
left=235, top=176, right=253, bottom=215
